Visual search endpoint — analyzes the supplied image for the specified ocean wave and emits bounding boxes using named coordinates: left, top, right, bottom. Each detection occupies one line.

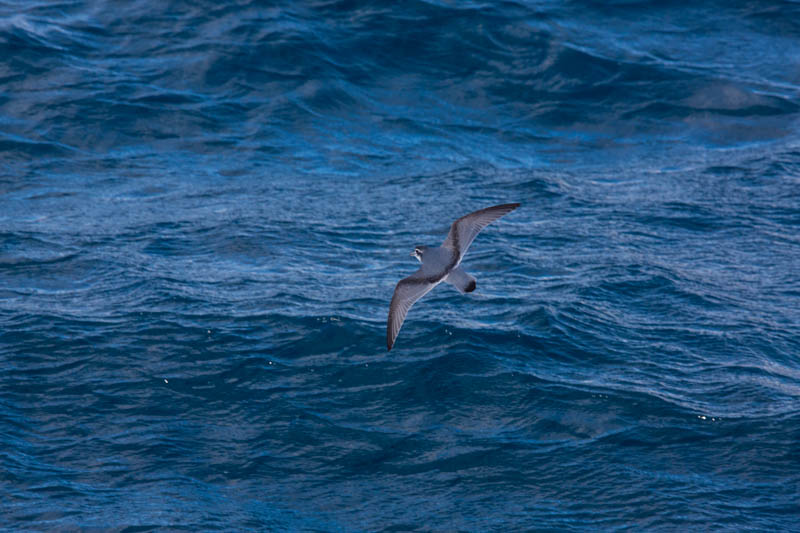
left=2, top=0, right=799, bottom=530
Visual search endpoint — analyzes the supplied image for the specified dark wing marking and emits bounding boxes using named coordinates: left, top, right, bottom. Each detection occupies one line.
left=387, top=273, right=438, bottom=351
left=442, top=203, right=520, bottom=261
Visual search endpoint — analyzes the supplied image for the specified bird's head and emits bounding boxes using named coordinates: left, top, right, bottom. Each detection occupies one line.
left=410, top=246, right=427, bottom=262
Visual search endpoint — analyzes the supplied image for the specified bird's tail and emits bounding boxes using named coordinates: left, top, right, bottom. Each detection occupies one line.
left=445, top=266, right=477, bottom=294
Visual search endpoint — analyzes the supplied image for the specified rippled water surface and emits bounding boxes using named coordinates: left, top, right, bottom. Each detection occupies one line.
left=2, top=0, right=800, bottom=530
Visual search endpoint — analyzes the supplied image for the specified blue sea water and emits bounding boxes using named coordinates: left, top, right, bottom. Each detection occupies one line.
left=2, top=0, right=800, bottom=530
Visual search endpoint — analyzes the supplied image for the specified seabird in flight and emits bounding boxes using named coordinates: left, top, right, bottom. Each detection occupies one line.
left=387, top=203, right=520, bottom=351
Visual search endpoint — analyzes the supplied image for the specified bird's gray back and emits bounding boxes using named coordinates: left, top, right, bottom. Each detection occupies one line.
left=418, top=246, right=459, bottom=280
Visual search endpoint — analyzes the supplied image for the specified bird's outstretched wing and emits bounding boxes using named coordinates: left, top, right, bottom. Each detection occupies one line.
left=442, top=203, right=520, bottom=261
left=387, top=272, right=438, bottom=351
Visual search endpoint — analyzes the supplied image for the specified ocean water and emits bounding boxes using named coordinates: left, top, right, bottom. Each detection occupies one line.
left=2, top=0, right=800, bottom=530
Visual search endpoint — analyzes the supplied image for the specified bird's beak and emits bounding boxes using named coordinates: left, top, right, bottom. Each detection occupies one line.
left=410, top=251, right=416, bottom=257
